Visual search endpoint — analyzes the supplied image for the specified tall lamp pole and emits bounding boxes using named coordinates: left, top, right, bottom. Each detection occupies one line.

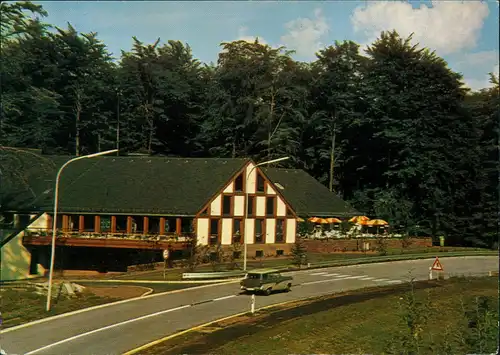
left=243, top=156, right=289, bottom=271
left=46, top=149, right=118, bottom=312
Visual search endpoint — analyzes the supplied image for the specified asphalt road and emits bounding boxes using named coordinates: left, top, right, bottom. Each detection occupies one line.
left=1, top=256, right=497, bottom=355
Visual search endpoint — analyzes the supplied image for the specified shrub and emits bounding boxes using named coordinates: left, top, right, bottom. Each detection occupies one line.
left=291, top=237, right=308, bottom=267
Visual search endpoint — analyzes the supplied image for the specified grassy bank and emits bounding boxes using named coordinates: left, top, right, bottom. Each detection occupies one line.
left=0, top=281, right=208, bottom=329
left=141, top=276, right=499, bottom=355
left=0, top=286, right=119, bottom=329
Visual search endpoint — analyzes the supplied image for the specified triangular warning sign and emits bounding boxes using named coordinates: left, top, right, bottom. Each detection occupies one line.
left=431, top=257, right=444, bottom=271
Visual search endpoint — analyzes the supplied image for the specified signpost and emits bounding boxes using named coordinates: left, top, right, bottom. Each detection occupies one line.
left=429, top=256, right=444, bottom=280
left=251, top=294, right=255, bottom=314
left=163, top=249, right=170, bottom=280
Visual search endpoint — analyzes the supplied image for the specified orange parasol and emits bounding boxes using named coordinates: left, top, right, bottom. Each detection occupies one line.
left=308, top=217, right=330, bottom=224
left=325, top=217, right=342, bottom=224
left=349, top=216, right=370, bottom=224
left=367, top=219, right=389, bottom=226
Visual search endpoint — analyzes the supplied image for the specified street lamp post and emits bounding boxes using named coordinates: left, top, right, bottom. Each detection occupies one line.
left=46, top=149, right=118, bottom=312
left=243, top=156, right=289, bottom=272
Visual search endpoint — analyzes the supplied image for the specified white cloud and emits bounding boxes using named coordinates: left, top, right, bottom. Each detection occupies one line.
left=351, top=1, right=489, bottom=55
left=280, top=8, right=329, bottom=58
left=235, top=26, right=268, bottom=45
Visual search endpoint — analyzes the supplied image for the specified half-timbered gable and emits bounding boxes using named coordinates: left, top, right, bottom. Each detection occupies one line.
left=195, top=161, right=298, bottom=247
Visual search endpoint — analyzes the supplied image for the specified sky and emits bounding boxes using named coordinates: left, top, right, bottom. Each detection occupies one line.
left=34, top=0, right=499, bottom=91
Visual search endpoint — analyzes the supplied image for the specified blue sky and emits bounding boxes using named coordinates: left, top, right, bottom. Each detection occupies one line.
left=35, top=0, right=499, bottom=90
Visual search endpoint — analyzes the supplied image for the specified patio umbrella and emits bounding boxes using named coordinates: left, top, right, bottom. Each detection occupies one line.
left=367, top=219, right=389, bottom=235
left=308, top=217, right=330, bottom=224
left=325, top=217, right=342, bottom=224
left=367, top=219, right=388, bottom=226
left=297, top=217, right=305, bottom=222
left=349, top=216, right=370, bottom=223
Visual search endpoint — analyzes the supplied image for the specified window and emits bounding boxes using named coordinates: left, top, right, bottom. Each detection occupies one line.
left=266, top=197, right=275, bottom=217
left=255, top=250, right=264, bottom=258
left=276, top=219, right=285, bottom=242
left=235, top=174, right=244, bottom=192
left=276, top=249, right=284, bottom=256
left=255, top=219, right=264, bottom=243
left=256, top=173, right=265, bottom=192
left=222, top=195, right=232, bottom=216
left=233, top=219, right=242, bottom=243
left=209, top=219, right=219, bottom=245
left=247, top=196, right=255, bottom=216
left=233, top=251, right=242, bottom=259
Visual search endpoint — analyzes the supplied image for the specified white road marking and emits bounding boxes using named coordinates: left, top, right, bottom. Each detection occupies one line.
left=359, top=277, right=375, bottom=280
left=321, top=273, right=341, bottom=277
left=24, top=305, right=191, bottom=355
left=213, top=295, right=237, bottom=301
left=311, top=272, right=328, bottom=276
left=303, top=278, right=345, bottom=286
left=341, top=275, right=365, bottom=280
left=386, top=280, right=403, bottom=284
left=333, top=274, right=350, bottom=278
left=373, top=278, right=389, bottom=282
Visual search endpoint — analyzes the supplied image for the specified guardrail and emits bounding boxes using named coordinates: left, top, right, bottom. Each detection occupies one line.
left=182, top=270, right=246, bottom=280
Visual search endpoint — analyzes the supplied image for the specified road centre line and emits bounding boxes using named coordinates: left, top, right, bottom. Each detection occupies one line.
left=311, top=272, right=328, bottom=275
left=24, top=305, right=191, bottom=355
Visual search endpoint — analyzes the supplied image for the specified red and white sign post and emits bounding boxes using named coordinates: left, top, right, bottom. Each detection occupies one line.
left=429, top=257, right=444, bottom=280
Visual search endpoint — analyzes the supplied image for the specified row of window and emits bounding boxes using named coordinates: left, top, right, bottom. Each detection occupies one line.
left=220, top=195, right=277, bottom=216
left=208, top=218, right=286, bottom=245
left=233, top=172, right=266, bottom=193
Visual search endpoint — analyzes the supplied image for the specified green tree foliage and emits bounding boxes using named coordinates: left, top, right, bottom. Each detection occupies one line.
left=2, top=2, right=497, bottom=248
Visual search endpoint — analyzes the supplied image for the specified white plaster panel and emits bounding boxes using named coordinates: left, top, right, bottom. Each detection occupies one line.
left=221, top=218, right=232, bottom=245
left=276, top=198, right=286, bottom=217
left=196, top=218, right=209, bottom=245
left=210, top=195, right=221, bottom=216
left=266, top=219, right=276, bottom=243
left=256, top=196, right=266, bottom=217
left=234, top=196, right=245, bottom=216
left=244, top=218, right=254, bottom=244
left=266, top=184, right=276, bottom=195
left=245, top=163, right=256, bottom=194
left=223, top=182, right=234, bottom=193
left=286, top=218, right=296, bottom=243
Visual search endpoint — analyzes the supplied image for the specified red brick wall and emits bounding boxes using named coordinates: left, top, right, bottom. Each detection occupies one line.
left=304, top=237, right=432, bottom=253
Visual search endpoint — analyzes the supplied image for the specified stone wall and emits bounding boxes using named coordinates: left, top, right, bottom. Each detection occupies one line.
left=303, top=237, right=432, bottom=253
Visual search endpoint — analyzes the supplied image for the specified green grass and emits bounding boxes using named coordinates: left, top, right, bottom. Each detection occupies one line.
left=0, top=286, right=119, bottom=328
left=142, top=277, right=499, bottom=355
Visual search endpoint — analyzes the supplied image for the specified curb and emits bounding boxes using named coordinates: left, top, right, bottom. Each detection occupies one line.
left=66, top=279, right=239, bottom=284
left=140, top=288, right=154, bottom=297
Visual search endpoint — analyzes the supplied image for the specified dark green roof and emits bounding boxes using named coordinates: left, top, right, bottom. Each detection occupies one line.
left=262, top=168, right=358, bottom=218
left=2, top=154, right=249, bottom=216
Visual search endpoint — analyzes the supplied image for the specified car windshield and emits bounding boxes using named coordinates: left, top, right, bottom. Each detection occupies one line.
left=247, top=273, right=261, bottom=279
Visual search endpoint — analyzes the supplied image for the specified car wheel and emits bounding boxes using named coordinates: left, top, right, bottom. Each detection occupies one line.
left=265, top=288, right=272, bottom=296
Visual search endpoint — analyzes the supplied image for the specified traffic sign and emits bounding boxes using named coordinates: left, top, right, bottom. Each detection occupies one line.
left=163, top=249, right=170, bottom=260
left=431, top=257, right=444, bottom=271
